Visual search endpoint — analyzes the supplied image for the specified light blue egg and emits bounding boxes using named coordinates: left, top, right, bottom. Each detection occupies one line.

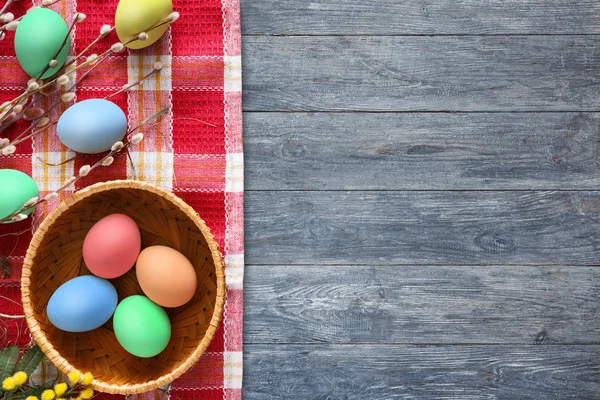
left=47, top=275, right=118, bottom=332
left=57, top=99, right=128, bottom=154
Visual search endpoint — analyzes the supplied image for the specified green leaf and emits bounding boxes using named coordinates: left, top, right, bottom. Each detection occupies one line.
left=0, top=253, right=9, bottom=279
left=129, top=107, right=170, bottom=133
left=11, top=386, right=45, bottom=400
left=0, top=346, right=19, bottom=383
left=15, top=345, right=43, bottom=377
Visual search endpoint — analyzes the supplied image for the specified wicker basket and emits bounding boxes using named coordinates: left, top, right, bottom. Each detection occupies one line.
left=21, top=180, right=225, bottom=395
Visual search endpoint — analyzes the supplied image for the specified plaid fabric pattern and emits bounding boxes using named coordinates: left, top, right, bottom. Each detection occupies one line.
left=0, top=0, right=243, bottom=398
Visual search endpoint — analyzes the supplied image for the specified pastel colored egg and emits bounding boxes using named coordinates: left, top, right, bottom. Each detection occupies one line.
left=0, top=169, right=39, bottom=223
left=113, top=295, right=171, bottom=357
left=14, top=8, right=71, bottom=79
left=83, top=214, right=141, bottom=279
left=115, top=0, right=172, bottom=49
left=136, top=246, right=197, bottom=308
left=47, top=275, right=118, bottom=332
left=57, top=99, right=127, bottom=154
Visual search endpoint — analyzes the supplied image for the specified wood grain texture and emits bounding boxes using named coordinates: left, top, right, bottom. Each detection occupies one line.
left=244, top=265, right=600, bottom=345
left=240, top=2, right=600, bottom=396
left=246, top=191, right=600, bottom=265
left=243, top=344, right=600, bottom=400
left=244, top=112, right=600, bottom=190
left=241, top=0, right=600, bottom=35
left=243, top=36, right=600, bottom=112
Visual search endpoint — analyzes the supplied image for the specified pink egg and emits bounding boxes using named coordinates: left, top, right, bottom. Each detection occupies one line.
left=82, top=213, right=141, bottom=279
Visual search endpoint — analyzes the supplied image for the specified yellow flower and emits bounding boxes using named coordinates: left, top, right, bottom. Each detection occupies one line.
left=79, top=388, right=94, bottom=399
left=41, top=389, right=56, bottom=400
left=13, top=371, right=28, bottom=385
left=2, top=377, right=16, bottom=391
left=25, top=396, right=38, bottom=400
left=54, top=383, right=68, bottom=397
left=68, top=371, right=81, bottom=385
left=81, top=372, right=93, bottom=386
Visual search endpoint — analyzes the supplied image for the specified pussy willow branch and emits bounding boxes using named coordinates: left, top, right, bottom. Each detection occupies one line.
left=0, top=11, right=80, bottom=131
left=26, top=51, right=106, bottom=99
left=0, top=108, right=169, bottom=224
left=122, top=13, right=179, bottom=46
left=0, top=0, right=13, bottom=18
left=105, top=67, right=158, bottom=100
left=0, top=11, right=177, bottom=153
left=63, top=26, right=115, bottom=69
left=8, top=56, right=110, bottom=146
left=0, top=32, right=119, bottom=135
left=7, top=56, right=161, bottom=148
left=0, top=14, right=86, bottom=116
left=34, top=13, right=81, bottom=81
left=0, top=13, right=177, bottom=133
left=0, top=101, right=31, bottom=132
left=0, top=0, right=61, bottom=32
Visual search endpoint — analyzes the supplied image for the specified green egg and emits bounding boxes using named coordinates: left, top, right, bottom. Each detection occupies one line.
left=14, top=8, right=71, bottom=79
left=0, top=169, right=39, bottom=223
left=113, top=295, right=171, bottom=358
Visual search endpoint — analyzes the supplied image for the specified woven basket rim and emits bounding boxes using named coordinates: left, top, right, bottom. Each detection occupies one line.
left=21, top=180, right=226, bottom=395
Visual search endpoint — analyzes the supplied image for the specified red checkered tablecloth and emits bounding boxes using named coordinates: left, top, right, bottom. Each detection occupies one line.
left=0, top=0, right=243, bottom=398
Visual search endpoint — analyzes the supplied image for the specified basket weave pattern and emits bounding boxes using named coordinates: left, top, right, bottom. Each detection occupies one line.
left=21, top=180, right=226, bottom=395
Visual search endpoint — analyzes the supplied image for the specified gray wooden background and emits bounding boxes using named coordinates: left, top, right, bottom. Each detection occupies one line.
left=240, top=1, right=600, bottom=398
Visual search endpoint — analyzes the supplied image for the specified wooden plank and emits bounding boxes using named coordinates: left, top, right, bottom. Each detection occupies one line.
left=244, top=112, right=600, bottom=190
left=243, top=36, right=600, bottom=112
left=244, top=344, right=600, bottom=399
left=245, top=191, right=600, bottom=265
left=241, top=0, right=600, bottom=35
left=244, top=265, right=600, bottom=344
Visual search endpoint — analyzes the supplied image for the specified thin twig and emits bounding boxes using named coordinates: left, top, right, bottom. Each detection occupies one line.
left=36, top=154, right=77, bottom=166
left=0, top=295, right=22, bottom=308
left=144, top=18, right=174, bottom=33
left=0, top=108, right=169, bottom=223
left=0, top=0, right=60, bottom=32
left=173, top=117, right=218, bottom=128
left=10, top=52, right=113, bottom=145
left=0, top=0, right=14, bottom=18
left=10, top=50, right=106, bottom=107
left=35, top=13, right=80, bottom=81
left=123, top=16, right=174, bottom=46
left=73, top=50, right=113, bottom=83
left=0, top=313, right=24, bottom=319
left=0, top=99, right=31, bottom=132
left=63, top=26, right=115, bottom=69
left=0, top=14, right=100, bottom=116
left=0, top=92, right=27, bottom=128
left=0, top=225, right=34, bottom=240
left=129, top=107, right=170, bottom=133
left=10, top=108, right=58, bottom=146
left=126, top=147, right=135, bottom=175
left=105, top=68, right=159, bottom=100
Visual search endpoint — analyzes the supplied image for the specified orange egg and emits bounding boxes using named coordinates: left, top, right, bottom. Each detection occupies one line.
left=136, top=245, right=197, bottom=307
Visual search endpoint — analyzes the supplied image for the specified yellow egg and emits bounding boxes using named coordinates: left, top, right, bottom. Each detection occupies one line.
left=115, top=0, right=173, bottom=49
